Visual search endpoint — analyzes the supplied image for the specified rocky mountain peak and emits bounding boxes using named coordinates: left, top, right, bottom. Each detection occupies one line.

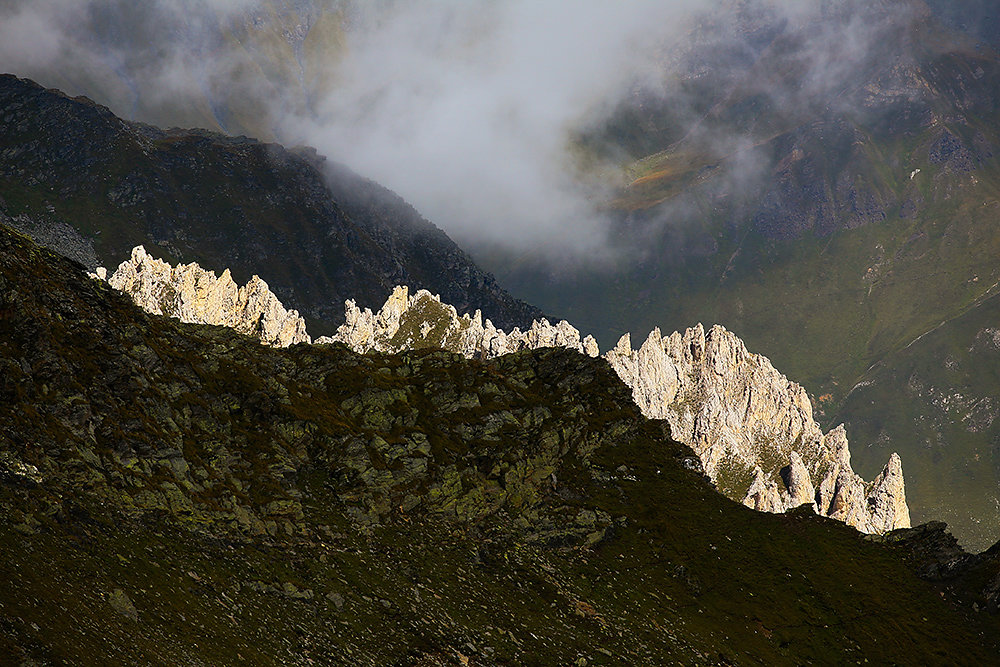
left=606, top=323, right=910, bottom=534
left=105, top=245, right=310, bottom=347
left=102, top=246, right=908, bottom=535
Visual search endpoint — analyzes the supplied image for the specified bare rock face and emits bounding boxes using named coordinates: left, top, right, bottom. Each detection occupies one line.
left=317, top=286, right=599, bottom=358
left=862, top=453, right=911, bottom=533
left=605, top=324, right=910, bottom=533
left=107, top=246, right=310, bottom=347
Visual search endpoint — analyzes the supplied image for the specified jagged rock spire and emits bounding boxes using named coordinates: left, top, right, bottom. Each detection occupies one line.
left=100, top=247, right=909, bottom=534
left=605, top=323, right=909, bottom=533
left=104, top=245, right=310, bottom=348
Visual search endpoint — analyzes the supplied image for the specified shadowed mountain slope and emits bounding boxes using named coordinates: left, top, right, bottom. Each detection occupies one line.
left=0, top=74, right=541, bottom=335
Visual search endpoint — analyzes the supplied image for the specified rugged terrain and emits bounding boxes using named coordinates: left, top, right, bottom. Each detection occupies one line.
left=326, top=286, right=912, bottom=536
left=3, top=220, right=1000, bottom=663
left=480, top=0, right=1000, bottom=550
left=2, top=0, right=996, bottom=553
left=104, top=246, right=910, bottom=536
left=0, top=74, right=541, bottom=336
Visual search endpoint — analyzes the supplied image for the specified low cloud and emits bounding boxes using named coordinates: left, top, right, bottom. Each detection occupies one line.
left=284, top=0, right=706, bottom=258
left=0, top=0, right=916, bottom=262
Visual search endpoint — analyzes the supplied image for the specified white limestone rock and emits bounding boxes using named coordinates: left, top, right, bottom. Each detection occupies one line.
left=605, top=323, right=910, bottom=534
left=319, top=286, right=600, bottom=359
left=744, top=471, right=784, bottom=513
left=108, top=245, right=310, bottom=348
left=785, top=451, right=817, bottom=510
left=860, top=452, right=910, bottom=533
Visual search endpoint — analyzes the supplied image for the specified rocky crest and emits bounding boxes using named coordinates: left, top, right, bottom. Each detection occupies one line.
left=325, top=287, right=909, bottom=534
left=317, top=285, right=599, bottom=358
left=605, top=325, right=910, bottom=534
left=99, top=247, right=910, bottom=534
left=106, top=245, right=310, bottom=347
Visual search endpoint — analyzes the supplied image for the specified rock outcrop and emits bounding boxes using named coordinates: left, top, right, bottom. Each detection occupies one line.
left=106, top=246, right=310, bottom=347
left=99, top=249, right=909, bottom=534
left=322, top=287, right=908, bottom=534
left=605, top=325, right=910, bottom=534
left=317, top=286, right=600, bottom=358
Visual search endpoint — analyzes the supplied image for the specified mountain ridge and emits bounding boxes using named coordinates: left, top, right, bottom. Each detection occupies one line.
left=2, top=220, right=999, bottom=664
left=0, top=73, right=542, bottom=336
left=100, top=244, right=912, bottom=537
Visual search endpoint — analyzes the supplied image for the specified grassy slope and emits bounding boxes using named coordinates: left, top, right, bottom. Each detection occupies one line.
left=838, top=288, right=1000, bottom=552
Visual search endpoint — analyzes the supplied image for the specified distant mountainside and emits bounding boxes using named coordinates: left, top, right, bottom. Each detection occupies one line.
left=924, top=0, right=1000, bottom=48
left=0, top=0, right=349, bottom=140
left=0, top=74, right=541, bottom=335
left=480, top=0, right=1000, bottom=551
left=3, top=222, right=999, bottom=664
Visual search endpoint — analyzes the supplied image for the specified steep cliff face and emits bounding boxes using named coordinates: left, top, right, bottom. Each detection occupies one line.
left=106, top=245, right=310, bottom=348
left=105, top=250, right=908, bottom=534
left=605, top=325, right=910, bottom=534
